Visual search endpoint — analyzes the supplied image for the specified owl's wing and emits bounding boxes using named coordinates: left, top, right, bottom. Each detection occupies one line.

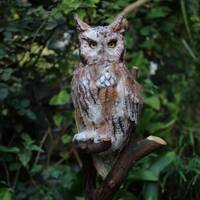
left=121, top=66, right=142, bottom=125
left=71, top=68, right=85, bottom=131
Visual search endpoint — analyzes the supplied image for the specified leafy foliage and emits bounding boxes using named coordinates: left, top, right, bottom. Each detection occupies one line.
left=0, top=0, right=200, bottom=199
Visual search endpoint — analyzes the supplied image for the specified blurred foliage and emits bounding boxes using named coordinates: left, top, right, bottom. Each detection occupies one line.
left=0, top=0, right=200, bottom=199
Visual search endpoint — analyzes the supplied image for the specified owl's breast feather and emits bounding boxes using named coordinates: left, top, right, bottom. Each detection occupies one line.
left=96, top=72, right=116, bottom=88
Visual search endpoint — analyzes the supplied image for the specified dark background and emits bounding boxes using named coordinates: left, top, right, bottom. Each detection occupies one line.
left=0, top=0, right=200, bottom=199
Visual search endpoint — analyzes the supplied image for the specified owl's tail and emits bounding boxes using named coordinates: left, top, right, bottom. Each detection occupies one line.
left=92, top=153, right=117, bottom=179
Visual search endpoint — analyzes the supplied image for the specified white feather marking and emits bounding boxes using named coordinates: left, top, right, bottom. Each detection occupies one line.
left=116, top=80, right=125, bottom=98
left=88, top=104, right=102, bottom=123
left=105, top=80, right=111, bottom=86
left=82, top=79, right=89, bottom=87
left=116, top=80, right=126, bottom=117
left=96, top=80, right=101, bottom=87
left=105, top=72, right=111, bottom=79
left=110, top=78, right=115, bottom=85
left=73, top=130, right=98, bottom=142
left=100, top=75, right=106, bottom=83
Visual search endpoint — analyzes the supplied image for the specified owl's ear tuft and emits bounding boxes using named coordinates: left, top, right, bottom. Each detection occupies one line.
left=74, top=15, right=91, bottom=32
left=109, top=15, right=127, bottom=33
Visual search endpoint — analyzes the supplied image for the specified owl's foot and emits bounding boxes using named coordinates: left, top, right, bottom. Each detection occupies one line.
left=73, top=130, right=108, bottom=143
left=73, top=130, right=111, bottom=153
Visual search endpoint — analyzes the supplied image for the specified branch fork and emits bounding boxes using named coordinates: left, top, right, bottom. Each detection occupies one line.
left=77, top=135, right=166, bottom=200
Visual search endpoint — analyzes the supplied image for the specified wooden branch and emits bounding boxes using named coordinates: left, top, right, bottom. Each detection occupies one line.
left=75, top=119, right=166, bottom=200
left=94, top=136, right=166, bottom=200
left=119, top=0, right=150, bottom=16
left=80, top=153, right=97, bottom=200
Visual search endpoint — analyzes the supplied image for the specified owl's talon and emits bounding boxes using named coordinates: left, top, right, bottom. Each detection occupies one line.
left=73, top=130, right=106, bottom=142
left=73, top=131, right=94, bottom=144
left=73, top=132, right=89, bottom=142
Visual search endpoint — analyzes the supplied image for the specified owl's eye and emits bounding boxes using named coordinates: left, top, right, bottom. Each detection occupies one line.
left=107, top=40, right=117, bottom=48
left=88, top=41, right=97, bottom=48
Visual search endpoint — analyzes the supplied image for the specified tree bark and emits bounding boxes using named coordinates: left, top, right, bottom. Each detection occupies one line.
left=80, top=153, right=97, bottom=200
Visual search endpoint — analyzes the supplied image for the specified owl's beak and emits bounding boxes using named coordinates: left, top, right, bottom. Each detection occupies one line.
left=98, top=45, right=108, bottom=62
left=98, top=45, right=105, bottom=55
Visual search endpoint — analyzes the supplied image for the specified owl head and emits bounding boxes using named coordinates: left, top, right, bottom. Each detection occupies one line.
left=75, top=15, right=126, bottom=65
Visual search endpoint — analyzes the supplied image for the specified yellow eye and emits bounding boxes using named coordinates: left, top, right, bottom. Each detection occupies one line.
left=108, top=40, right=117, bottom=48
left=89, top=41, right=97, bottom=48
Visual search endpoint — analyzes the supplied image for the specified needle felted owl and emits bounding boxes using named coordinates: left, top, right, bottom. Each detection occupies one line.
left=71, top=15, right=142, bottom=178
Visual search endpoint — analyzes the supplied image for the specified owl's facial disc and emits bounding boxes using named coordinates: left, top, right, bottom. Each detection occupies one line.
left=75, top=15, right=126, bottom=65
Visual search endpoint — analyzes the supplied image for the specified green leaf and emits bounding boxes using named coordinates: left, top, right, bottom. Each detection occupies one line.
left=116, top=190, right=138, bottom=200
left=9, top=162, right=21, bottom=171
left=1, top=68, right=13, bottom=81
left=140, top=26, right=155, bottom=36
left=144, top=95, right=160, bottom=110
left=147, top=7, right=169, bottom=19
left=21, top=133, right=43, bottom=152
left=150, top=152, right=176, bottom=176
left=20, top=99, right=30, bottom=108
left=49, top=90, right=70, bottom=105
left=18, top=149, right=32, bottom=167
left=0, top=87, right=8, bottom=100
left=61, top=173, right=74, bottom=189
left=147, top=120, right=175, bottom=133
left=25, top=110, right=37, bottom=120
left=141, top=39, right=155, bottom=49
left=182, top=39, right=197, bottom=61
left=43, top=166, right=63, bottom=179
left=53, top=114, right=63, bottom=126
left=148, top=122, right=166, bottom=133
left=144, top=183, right=158, bottom=200
left=128, top=169, right=158, bottom=181
left=31, top=164, right=43, bottom=174
left=75, top=197, right=84, bottom=200
left=61, top=134, right=71, bottom=144
left=180, top=0, right=192, bottom=40
left=30, top=144, right=43, bottom=152
left=0, top=146, right=20, bottom=153
left=132, top=51, right=145, bottom=66
left=21, top=133, right=34, bottom=146
left=0, top=45, right=6, bottom=59
left=0, top=188, right=12, bottom=200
